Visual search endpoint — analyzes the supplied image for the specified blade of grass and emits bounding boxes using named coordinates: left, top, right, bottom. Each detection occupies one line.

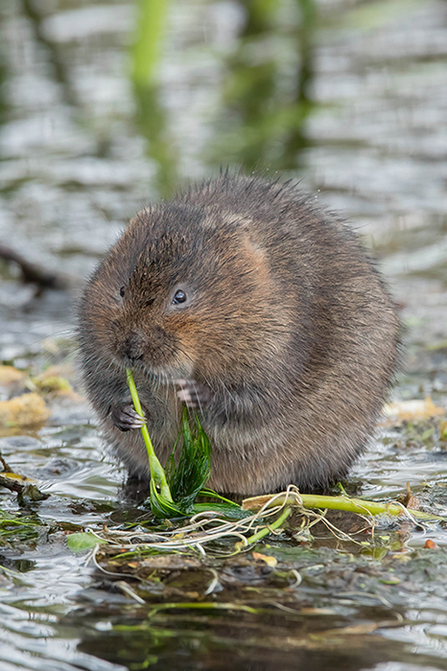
left=166, top=408, right=212, bottom=511
left=126, top=368, right=185, bottom=517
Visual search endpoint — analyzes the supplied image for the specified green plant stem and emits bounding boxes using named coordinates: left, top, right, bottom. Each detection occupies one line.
left=246, top=506, right=293, bottom=545
left=243, top=493, right=444, bottom=521
left=126, top=368, right=173, bottom=503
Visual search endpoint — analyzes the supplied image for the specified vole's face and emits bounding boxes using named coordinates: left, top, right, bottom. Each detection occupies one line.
left=84, top=230, right=200, bottom=380
left=110, top=272, right=197, bottom=379
left=81, top=206, right=286, bottom=384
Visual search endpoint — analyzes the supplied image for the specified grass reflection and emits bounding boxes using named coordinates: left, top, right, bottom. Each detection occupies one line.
left=129, top=0, right=317, bottom=192
left=131, top=0, right=178, bottom=197
left=211, top=0, right=317, bottom=171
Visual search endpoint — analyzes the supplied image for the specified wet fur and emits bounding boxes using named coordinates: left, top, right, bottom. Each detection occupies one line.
left=78, top=174, right=401, bottom=495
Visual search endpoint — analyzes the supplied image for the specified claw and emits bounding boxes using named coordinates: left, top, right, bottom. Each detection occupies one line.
left=174, top=379, right=213, bottom=409
left=111, top=402, right=146, bottom=431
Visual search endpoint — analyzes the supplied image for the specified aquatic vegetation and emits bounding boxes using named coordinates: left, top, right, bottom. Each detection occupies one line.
left=126, top=368, right=235, bottom=517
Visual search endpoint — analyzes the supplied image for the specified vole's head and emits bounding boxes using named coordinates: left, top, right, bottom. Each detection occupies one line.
left=79, top=202, right=290, bottom=385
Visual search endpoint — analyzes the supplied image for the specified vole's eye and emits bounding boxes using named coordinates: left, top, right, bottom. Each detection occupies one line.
left=173, top=289, right=187, bottom=305
left=119, top=286, right=125, bottom=298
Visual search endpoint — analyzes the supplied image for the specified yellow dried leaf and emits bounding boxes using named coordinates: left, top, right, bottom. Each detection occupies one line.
left=242, top=494, right=277, bottom=510
left=252, top=551, right=277, bottom=567
left=0, top=393, right=50, bottom=428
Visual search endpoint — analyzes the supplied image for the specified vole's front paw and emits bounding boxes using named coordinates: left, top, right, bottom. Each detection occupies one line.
left=110, top=402, right=146, bottom=431
left=174, top=379, right=214, bottom=409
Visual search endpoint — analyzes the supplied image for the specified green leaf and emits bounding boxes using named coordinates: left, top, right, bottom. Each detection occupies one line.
left=67, top=532, right=107, bottom=552
left=149, top=479, right=185, bottom=518
left=166, top=408, right=212, bottom=512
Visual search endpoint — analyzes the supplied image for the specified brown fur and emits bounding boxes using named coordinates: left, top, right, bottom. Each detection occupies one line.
left=77, top=174, right=401, bottom=495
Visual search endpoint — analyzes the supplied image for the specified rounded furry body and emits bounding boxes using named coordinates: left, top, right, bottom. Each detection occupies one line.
left=78, top=175, right=400, bottom=495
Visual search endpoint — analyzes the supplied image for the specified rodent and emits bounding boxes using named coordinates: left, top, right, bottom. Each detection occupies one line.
left=77, top=174, right=400, bottom=496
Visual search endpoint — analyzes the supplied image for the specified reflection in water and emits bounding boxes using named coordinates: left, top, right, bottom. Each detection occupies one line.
left=212, top=0, right=316, bottom=170
left=21, top=0, right=79, bottom=110
left=76, top=603, right=447, bottom=671
left=133, top=82, right=178, bottom=199
left=282, top=0, right=316, bottom=167
left=0, top=48, right=8, bottom=128
left=131, top=0, right=178, bottom=197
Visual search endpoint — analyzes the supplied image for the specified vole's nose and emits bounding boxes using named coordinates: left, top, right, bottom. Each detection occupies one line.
left=119, top=330, right=147, bottom=362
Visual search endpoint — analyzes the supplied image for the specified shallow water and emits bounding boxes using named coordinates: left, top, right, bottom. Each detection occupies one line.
left=1, top=0, right=447, bottom=669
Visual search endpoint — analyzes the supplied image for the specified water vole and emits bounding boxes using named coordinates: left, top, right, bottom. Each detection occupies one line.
left=78, top=174, right=400, bottom=495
